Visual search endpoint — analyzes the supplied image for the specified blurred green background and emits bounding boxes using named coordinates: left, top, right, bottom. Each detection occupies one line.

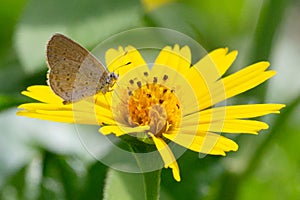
left=0, top=0, right=299, bottom=199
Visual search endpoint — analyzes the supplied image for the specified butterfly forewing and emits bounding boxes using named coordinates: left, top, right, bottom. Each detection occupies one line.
left=46, top=33, right=108, bottom=104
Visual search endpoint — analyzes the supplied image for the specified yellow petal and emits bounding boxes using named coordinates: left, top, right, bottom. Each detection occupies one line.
left=99, top=125, right=150, bottom=137
left=182, top=109, right=270, bottom=134
left=21, top=85, right=63, bottom=104
left=18, top=93, right=115, bottom=125
left=21, top=84, right=113, bottom=110
left=106, top=46, right=148, bottom=77
left=194, top=48, right=238, bottom=77
left=153, top=45, right=191, bottom=78
left=164, top=131, right=238, bottom=156
left=180, top=104, right=284, bottom=134
left=94, top=91, right=113, bottom=111
left=18, top=107, right=115, bottom=125
left=189, top=119, right=269, bottom=134
left=200, top=61, right=276, bottom=108
left=18, top=103, right=72, bottom=111
left=72, top=96, right=115, bottom=124
left=185, top=67, right=212, bottom=111
left=188, top=49, right=238, bottom=110
left=17, top=110, right=76, bottom=123
left=221, top=120, right=269, bottom=134
left=150, top=134, right=181, bottom=181
left=220, top=104, right=285, bottom=118
left=222, top=62, right=274, bottom=95
left=151, top=45, right=202, bottom=114
left=148, top=64, right=201, bottom=115
left=192, top=104, right=285, bottom=122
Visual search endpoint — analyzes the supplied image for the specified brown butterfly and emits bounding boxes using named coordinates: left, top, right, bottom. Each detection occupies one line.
left=46, top=33, right=118, bottom=104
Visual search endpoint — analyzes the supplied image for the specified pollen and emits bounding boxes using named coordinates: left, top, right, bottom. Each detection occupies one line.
left=128, top=83, right=181, bottom=137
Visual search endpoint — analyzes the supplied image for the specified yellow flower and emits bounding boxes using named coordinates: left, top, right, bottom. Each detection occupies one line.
left=17, top=45, right=285, bottom=182
left=141, top=0, right=174, bottom=12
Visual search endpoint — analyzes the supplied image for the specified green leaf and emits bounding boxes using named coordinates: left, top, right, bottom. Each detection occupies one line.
left=144, top=1, right=255, bottom=50
left=104, top=168, right=161, bottom=200
left=0, top=94, right=26, bottom=111
left=144, top=3, right=209, bottom=48
left=248, top=0, right=291, bottom=62
left=39, top=151, right=84, bottom=200
left=15, top=0, right=142, bottom=74
left=0, top=48, right=25, bottom=92
left=244, top=94, right=299, bottom=176
left=0, top=166, right=27, bottom=200
left=0, top=47, right=47, bottom=108
left=215, top=96, right=297, bottom=200
left=181, top=0, right=250, bottom=38
left=161, top=150, right=223, bottom=200
left=237, top=99, right=300, bottom=199
left=104, top=169, right=144, bottom=200
left=79, top=161, right=107, bottom=200
left=247, top=0, right=291, bottom=102
left=0, top=0, right=27, bottom=58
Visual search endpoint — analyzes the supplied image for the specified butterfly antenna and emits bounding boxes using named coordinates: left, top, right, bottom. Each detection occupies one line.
left=112, top=61, right=132, bottom=73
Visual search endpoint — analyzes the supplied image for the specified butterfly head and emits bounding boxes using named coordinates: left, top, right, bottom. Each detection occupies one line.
left=102, top=72, right=118, bottom=93
left=107, top=72, right=119, bottom=84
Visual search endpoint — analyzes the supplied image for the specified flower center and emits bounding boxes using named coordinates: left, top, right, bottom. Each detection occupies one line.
left=128, top=82, right=181, bottom=137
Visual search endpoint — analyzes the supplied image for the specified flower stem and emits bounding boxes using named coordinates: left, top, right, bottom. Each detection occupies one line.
left=143, top=170, right=162, bottom=200
left=127, top=141, right=162, bottom=200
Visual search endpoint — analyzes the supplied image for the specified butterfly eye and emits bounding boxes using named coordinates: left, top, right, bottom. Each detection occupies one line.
left=110, top=72, right=119, bottom=79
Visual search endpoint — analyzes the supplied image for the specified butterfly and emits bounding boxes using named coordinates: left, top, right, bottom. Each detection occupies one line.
left=46, top=33, right=118, bottom=104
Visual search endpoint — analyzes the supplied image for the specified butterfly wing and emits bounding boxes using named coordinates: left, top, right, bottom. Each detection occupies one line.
left=46, top=33, right=108, bottom=104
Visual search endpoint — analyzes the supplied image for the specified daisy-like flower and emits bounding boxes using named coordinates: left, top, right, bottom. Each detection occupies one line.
left=17, top=45, right=285, bottom=181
